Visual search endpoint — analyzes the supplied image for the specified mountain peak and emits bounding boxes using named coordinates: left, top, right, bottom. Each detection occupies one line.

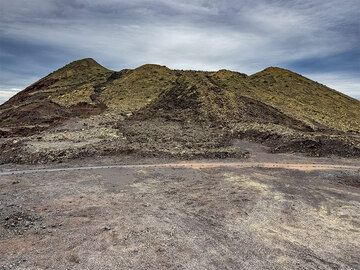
left=250, top=66, right=302, bottom=79
left=261, top=66, right=292, bottom=74
left=45, top=58, right=111, bottom=81
left=61, top=58, right=107, bottom=70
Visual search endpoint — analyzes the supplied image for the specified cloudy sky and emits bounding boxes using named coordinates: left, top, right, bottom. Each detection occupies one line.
left=0, top=0, right=359, bottom=103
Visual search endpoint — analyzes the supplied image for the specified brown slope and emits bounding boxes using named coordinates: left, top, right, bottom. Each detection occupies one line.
left=1, top=59, right=360, bottom=161
left=2, top=58, right=112, bottom=108
left=0, top=58, right=113, bottom=135
left=1, top=59, right=359, bottom=139
left=134, top=70, right=312, bottom=131
left=215, top=67, right=360, bottom=132
left=99, top=64, right=177, bottom=112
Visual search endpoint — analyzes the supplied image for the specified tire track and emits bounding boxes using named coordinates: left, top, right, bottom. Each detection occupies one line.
left=0, top=162, right=359, bottom=176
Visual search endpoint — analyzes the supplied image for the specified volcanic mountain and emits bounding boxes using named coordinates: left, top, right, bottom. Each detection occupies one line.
left=0, top=58, right=359, bottom=162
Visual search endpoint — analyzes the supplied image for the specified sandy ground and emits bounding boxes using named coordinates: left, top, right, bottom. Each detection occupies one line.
left=0, top=142, right=359, bottom=270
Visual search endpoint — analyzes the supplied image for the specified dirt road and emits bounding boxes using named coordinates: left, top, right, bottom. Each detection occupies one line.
left=1, top=161, right=359, bottom=176
left=1, top=156, right=359, bottom=269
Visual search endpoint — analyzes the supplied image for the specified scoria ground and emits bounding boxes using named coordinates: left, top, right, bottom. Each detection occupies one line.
left=1, top=141, right=359, bottom=270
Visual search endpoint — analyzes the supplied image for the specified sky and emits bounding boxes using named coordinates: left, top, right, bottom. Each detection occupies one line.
left=0, top=0, right=359, bottom=104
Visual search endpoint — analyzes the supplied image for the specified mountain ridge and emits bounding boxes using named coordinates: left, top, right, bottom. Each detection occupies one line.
left=1, top=58, right=359, bottom=162
left=1, top=58, right=359, bottom=135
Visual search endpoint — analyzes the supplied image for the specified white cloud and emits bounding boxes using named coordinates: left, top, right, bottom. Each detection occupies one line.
left=0, top=89, right=21, bottom=104
left=304, top=73, right=360, bottom=99
left=0, top=0, right=359, bottom=98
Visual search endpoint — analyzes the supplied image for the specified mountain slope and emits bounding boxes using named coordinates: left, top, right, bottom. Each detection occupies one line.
left=237, top=67, right=359, bottom=132
left=0, top=59, right=113, bottom=134
left=135, top=70, right=311, bottom=131
left=99, top=64, right=176, bottom=112
left=0, top=58, right=359, bottom=145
